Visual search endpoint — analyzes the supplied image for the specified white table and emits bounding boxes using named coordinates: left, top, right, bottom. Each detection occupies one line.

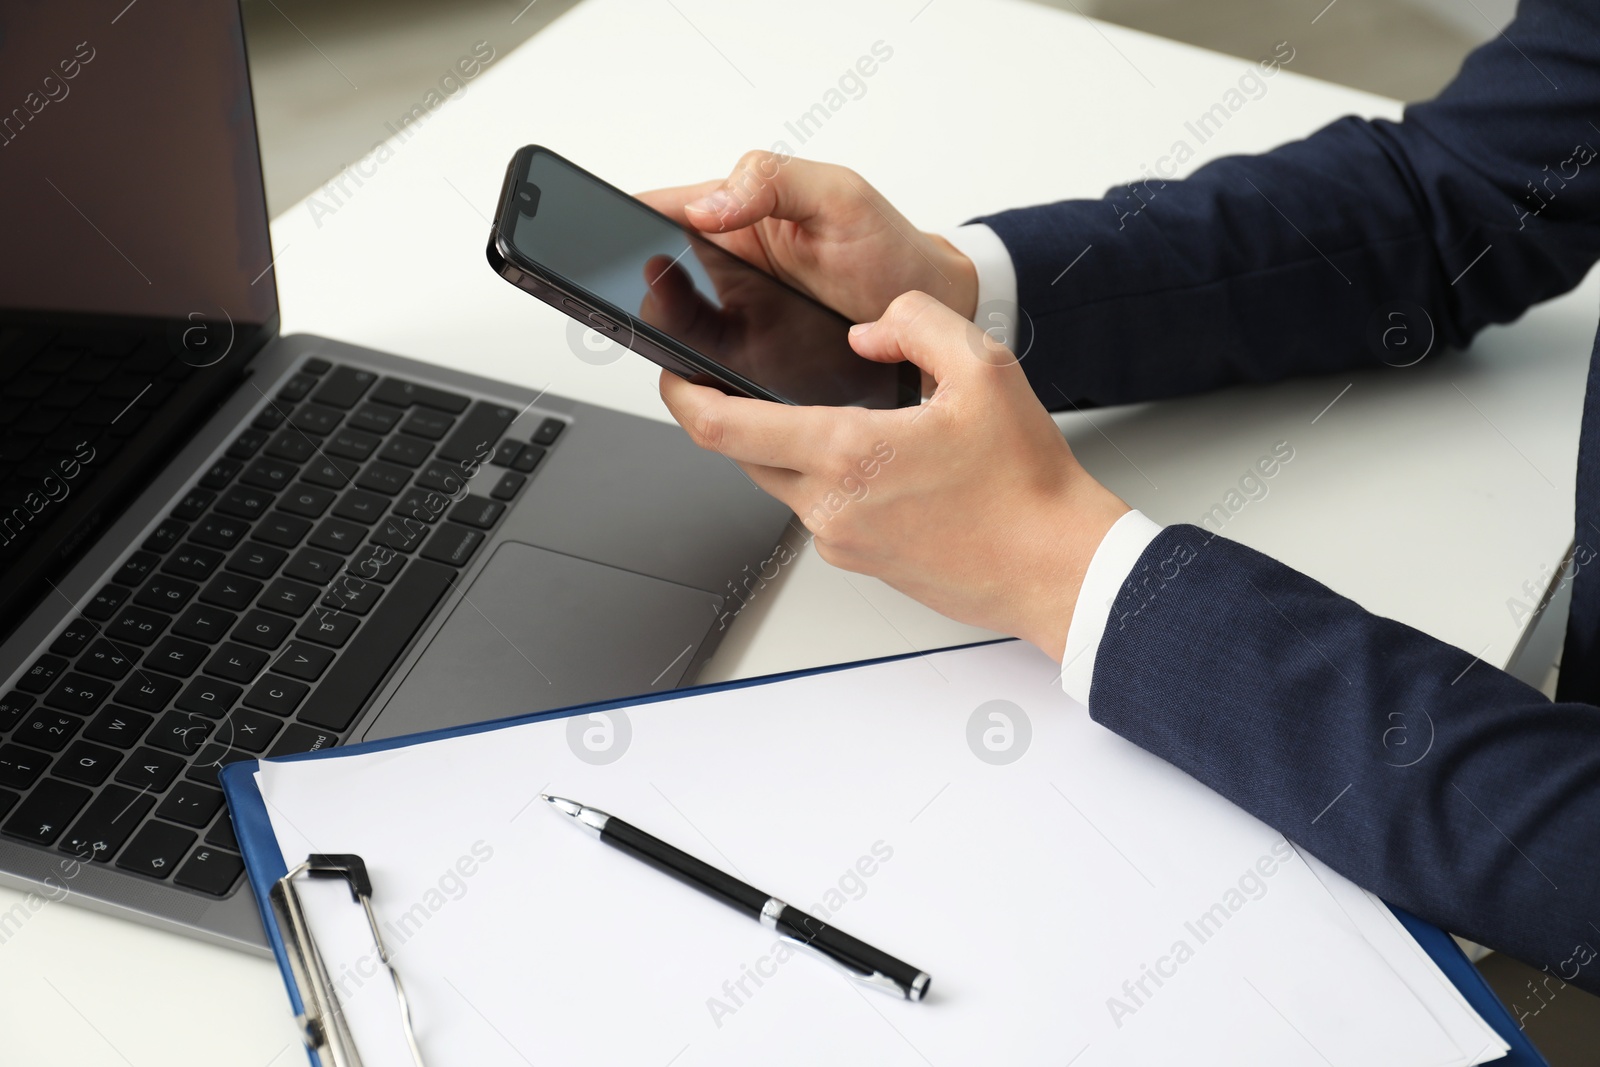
left=4, top=0, right=1592, bottom=1062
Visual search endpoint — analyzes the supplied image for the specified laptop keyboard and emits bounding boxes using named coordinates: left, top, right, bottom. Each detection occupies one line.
left=0, top=358, right=563, bottom=897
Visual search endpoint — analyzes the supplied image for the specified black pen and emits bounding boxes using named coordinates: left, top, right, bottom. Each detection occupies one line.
left=540, top=794, right=930, bottom=1001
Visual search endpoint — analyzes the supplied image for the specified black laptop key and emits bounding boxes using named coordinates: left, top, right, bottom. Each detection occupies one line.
left=264, top=429, right=319, bottom=464
left=200, top=573, right=262, bottom=611
left=175, top=844, right=245, bottom=896
left=322, top=575, right=382, bottom=615
left=303, top=455, right=360, bottom=490
left=203, top=642, right=270, bottom=684
left=309, top=516, right=367, bottom=554
left=198, top=457, right=242, bottom=491
left=303, top=358, right=331, bottom=375
left=116, top=746, right=183, bottom=791
left=161, top=543, right=226, bottom=582
left=222, top=707, right=282, bottom=753
left=206, top=811, right=239, bottom=850
left=85, top=706, right=153, bottom=748
left=2, top=778, right=90, bottom=845
left=437, top=401, right=518, bottom=463
left=354, top=461, right=410, bottom=496
left=43, top=675, right=110, bottom=718
left=298, top=608, right=359, bottom=649
left=155, top=782, right=224, bottom=829
left=298, top=560, right=455, bottom=732
left=370, top=377, right=470, bottom=413
left=326, top=428, right=381, bottom=462
left=18, top=654, right=70, bottom=693
left=84, top=584, right=130, bottom=622
left=114, top=672, right=180, bottom=713
left=133, top=575, right=198, bottom=613
left=108, top=606, right=170, bottom=647
left=255, top=512, right=312, bottom=549
left=190, top=513, right=249, bottom=550
left=176, top=675, right=242, bottom=718
left=349, top=403, right=402, bottom=434
left=116, top=821, right=196, bottom=879
left=310, top=366, right=376, bottom=410
left=141, top=518, right=188, bottom=554
left=511, top=443, right=546, bottom=473
left=214, top=484, right=274, bottom=520
left=448, top=496, right=505, bottom=530
left=149, top=710, right=213, bottom=755
left=370, top=514, right=428, bottom=553
left=170, top=487, right=216, bottom=522
left=273, top=641, right=334, bottom=682
left=490, top=439, right=521, bottom=467
left=186, top=743, right=251, bottom=786
left=531, top=417, right=565, bottom=447
left=244, top=674, right=309, bottom=716
left=79, top=640, right=139, bottom=681
left=349, top=543, right=406, bottom=584
left=251, top=403, right=290, bottom=431
left=277, top=373, right=317, bottom=403
left=270, top=723, right=339, bottom=757
left=284, top=547, right=344, bottom=585
left=260, top=578, right=319, bottom=617
left=0, top=692, right=37, bottom=732
left=395, top=487, right=451, bottom=523
left=233, top=610, right=294, bottom=650
left=399, top=408, right=454, bottom=441
left=60, top=784, right=153, bottom=861
left=0, top=790, right=16, bottom=822
left=414, top=460, right=468, bottom=494
left=289, top=404, right=343, bottom=437
left=54, top=740, right=120, bottom=786
left=377, top=435, right=431, bottom=468
left=111, top=551, right=160, bottom=588
left=146, top=636, right=209, bottom=677
left=333, top=489, right=389, bottom=524
left=279, top=482, right=337, bottom=518
left=226, top=428, right=268, bottom=460
left=241, top=457, right=298, bottom=492
left=226, top=541, right=287, bottom=579
left=172, top=604, right=239, bottom=645
left=0, top=744, right=50, bottom=789
left=50, top=617, right=100, bottom=658
left=422, top=523, right=485, bottom=568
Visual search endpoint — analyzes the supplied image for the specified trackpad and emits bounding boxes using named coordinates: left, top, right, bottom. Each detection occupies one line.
left=363, top=541, right=720, bottom=742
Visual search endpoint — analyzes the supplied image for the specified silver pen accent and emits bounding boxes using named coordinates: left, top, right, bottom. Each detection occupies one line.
left=540, top=793, right=609, bottom=838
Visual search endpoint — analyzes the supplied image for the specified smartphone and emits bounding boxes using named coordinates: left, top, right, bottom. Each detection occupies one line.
left=487, top=145, right=920, bottom=409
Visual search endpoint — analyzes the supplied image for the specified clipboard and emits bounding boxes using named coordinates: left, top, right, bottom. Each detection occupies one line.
left=220, top=640, right=1549, bottom=1067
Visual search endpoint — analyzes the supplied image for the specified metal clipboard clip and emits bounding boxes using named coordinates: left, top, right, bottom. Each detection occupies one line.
left=269, top=854, right=427, bottom=1067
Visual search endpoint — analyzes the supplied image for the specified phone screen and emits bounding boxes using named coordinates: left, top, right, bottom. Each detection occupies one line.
left=502, top=148, right=914, bottom=408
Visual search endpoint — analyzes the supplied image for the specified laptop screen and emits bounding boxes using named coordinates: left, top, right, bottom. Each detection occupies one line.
left=0, top=1, right=276, bottom=635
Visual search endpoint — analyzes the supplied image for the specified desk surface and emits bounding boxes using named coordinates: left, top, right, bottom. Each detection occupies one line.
left=4, top=0, right=1592, bottom=1062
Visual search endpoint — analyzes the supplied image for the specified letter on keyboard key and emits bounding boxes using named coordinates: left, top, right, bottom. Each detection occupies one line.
left=115, top=821, right=196, bottom=879
left=269, top=723, right=338, bottom=758
left=436, top=401, right=518, bottom=463
left=421, top=522, right=485, bottom=567
left=175, top=845, right=245, bottom=896
left=186, top=743, right=253, bottom=786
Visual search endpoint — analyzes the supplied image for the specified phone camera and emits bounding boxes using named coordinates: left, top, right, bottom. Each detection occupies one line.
left=515, top=182, right=541, bottom=216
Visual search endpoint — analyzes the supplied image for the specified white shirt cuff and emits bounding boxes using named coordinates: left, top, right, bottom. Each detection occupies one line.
left=940, top=223, right=1018, bottom=330
left=1060, top=510, right=1164, bottom=706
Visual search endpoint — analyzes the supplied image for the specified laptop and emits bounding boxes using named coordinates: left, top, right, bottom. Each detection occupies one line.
left=0, top=2, right=789, bottom=951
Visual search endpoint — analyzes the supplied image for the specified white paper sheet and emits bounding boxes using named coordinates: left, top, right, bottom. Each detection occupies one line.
left=253, top=641, right=1508, bottom=1066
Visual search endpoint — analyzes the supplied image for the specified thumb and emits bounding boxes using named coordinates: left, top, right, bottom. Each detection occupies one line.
left=683, top=151, right=843, bottom=233
left=848, top=290, right=1001, bottom=388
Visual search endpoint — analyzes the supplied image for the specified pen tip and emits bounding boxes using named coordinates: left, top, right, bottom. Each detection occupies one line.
left=538, top=793, right=553, bottom=802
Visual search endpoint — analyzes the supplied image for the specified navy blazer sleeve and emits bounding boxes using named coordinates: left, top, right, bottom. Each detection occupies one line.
left=977, top=0, right=1600, bottom=408
left=972, top=0, right=1600, bottom=993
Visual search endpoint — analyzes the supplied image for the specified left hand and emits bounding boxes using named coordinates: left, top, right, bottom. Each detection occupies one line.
left=657, top=291, right=1131, bottom=660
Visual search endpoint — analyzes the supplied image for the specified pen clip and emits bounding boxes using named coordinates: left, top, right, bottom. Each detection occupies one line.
left=779, top=934, right=911, bottom=998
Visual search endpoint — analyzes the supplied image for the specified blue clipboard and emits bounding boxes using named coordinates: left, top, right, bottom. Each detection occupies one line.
left=220, top=640, right=1548, bottom=1067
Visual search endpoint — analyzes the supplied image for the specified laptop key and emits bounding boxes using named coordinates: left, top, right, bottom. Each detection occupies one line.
left=226, top=541, right=287, bottom=579
left=298, top=608, right=359, bottom=649
left=302, top=358, right=331, bottom=376
left=111, top=551, right=160, bottom=588
left=377, top=435, right=431, bottom=468
left=414, top=460, right=468, bottom=494
left=175, top=845, right=245, bottom=896
left=149, top=711, right=213, bottom=755
left=155, top=782, right=225, bottom=828
left=284, top=546, right=344, bottom=584
left=490, top=439, right=521, bottom=467
left=259, top=578, right=319, bottom=617
left=241, top=457, right=298, bottom=491
left=198, top=457, right=242, bottom=490
left=370, top=377, right=469, bottom=413
left=333, top=488, right=389, bottom=524
left=233, top=610, right=294, bottom=650
left=279, top=482, right=337, bottom=518
left=511, top=443, right=546, bottom=473
left=172, top=604, right=238, bottom=645
left=186, top=743, right=252, bottom=786
left=0, top=692, right=37, bottom=732
left=0, top=744, right=50, bottom=789
left=142, top=518, right=188, bottom=554
left=310, top=366, right=376, bottom=410
left=199, top=573, right=262, bottom=611
left=19, top=654, right=70, bottom=694
left=50, top=617, right=100, bottom=658
left=161, top=543, right=226, bottom=582
left=349, top=403, right=402, bottom=434
left=273, top=641, right=334, bottom=682
left=171, top=488, right=216, bottom=522
left=422, top=523, right=485, bottom=568
left=297, top=560, right=455, bottom=732
left=303, top=456, right=361, bottom=490
left=113, top=673, right=180, bottom=713
left=395, top=487, right=450, bottom=523
left=133, top=575, right=198, bottom=613
left=322, top=575, right=382, bottom=615
left=290, top=404, right=343, bottom=436
left=221, top=707, right=282, bottom=753
left=214, top=484, right=275, bottom=520
left=206, top=811, right=239, bottom=850
left=85, top=706, right=153, bottom=748
left=254, top=512, right=312, bottom=548
left=244, top=674, right=309, bottom=716
left=59, top=784, right=153, bottom=861
left=146, top=636, right=210, bottom=677
left=349, top=543, right=406, bottom=583
left=53, top=740, right=120, bottom=786
left=399, top=409, right=453, bottom=440
left=325, top=428, right=381, bottom=462
left=115, top=746, right=184, bottom=791
left=2, top=778, right=91, bottom=845
left=116, top=821, right=196, bottom=879
left=309, top=517, right=367, bottom=554
left=190, top=513, right=249, bottom=550
left=203, top=642, right=270, bottom=684
left=277, top=373, right=317, bottom=403
left=270, top=723, right=338, bottom=757
left=448, top=496, right=505, bottom=530
left=0, top=790, right=15, bottom=822
left=264, top=429, right=319, bottom=464
left=175, top=675, right=241, bottom=718
left=354, top=461, right=411, bottom=496
left=78, top=640, right=139, bottom=681
left=437, top=401, right=518, bottom=462
left=84, top=584, right=130, bottom=621
left=226, top=428, right=268, bottom=460
left=531, top=417, right=565, bottom=446
left=370, top=515, right=427, bottom=553
left=43, top=675, right=110, bottom=717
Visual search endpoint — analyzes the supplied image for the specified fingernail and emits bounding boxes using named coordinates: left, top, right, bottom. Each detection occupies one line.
left=849, top=321, right=876, bottom=337
left=686, top=189, right=734, bottom=216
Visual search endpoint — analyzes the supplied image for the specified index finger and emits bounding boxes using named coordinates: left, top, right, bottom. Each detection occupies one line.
left=635, top=180, right=725, bottom=226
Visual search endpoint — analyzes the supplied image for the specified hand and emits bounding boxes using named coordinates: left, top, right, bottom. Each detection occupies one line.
left=657, top=291, right=1130, bottom=661
left=636, top=152, right=978, bottom=326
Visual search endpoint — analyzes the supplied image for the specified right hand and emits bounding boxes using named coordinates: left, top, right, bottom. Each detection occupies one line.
left=635, top=151, right=978, bottom=326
